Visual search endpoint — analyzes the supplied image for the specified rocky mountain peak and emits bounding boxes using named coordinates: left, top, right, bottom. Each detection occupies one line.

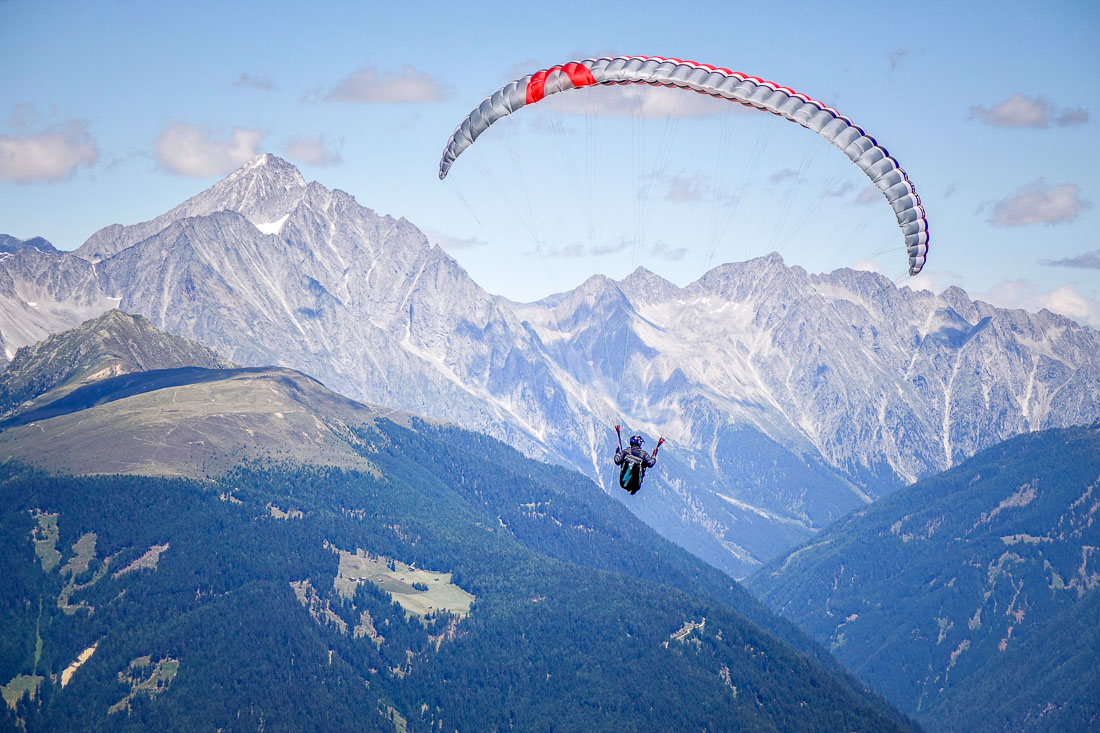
left=539, top=273, right=632, bottom=322
left=620, top=266, right=680, bottom=305
left=0, top=308, right=233, bottom=420
left=170, top=153, right=308, bottom=233
left=691, top=252, right=802, bottom=300
left=210, top=154, right=307, bottom=205
left=74, top=154, right=310, bottom=262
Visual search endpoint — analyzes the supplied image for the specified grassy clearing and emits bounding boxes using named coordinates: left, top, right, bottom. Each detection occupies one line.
left=57, top=534, right=115, bottom=614
left=332, top=547, right=474, bottom=619
left=60, top=532, right=97, bottom=579
left=33, top=597, right=43, bottom=673
left=60, top=643, right=98, bottom=688
left=290, top=580, right=348, bottom=634
left=113, top=543, right=169, bottom=578
left=108, top=656, right=180, bottom=714
left=31, top=511, right=61, bottom=572
left=663, top=618, right=707, bottom=648
left=380, top=702, right=407, bottom=732
left=268, top=504, right=304, bottom=519
left=354, top=610, right=383, bottom=645
left=1, top=675, right=43, bottom=709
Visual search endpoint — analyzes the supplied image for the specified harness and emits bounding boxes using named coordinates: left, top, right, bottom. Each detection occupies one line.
left=618, top=451, right=647, bottom=492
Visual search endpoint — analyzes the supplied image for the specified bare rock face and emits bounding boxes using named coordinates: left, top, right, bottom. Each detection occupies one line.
left=2, top=154, right=1097, bottom=577
left=0, top=246, right=122, bottom=367
left=0, top=235, right=60, bottom=255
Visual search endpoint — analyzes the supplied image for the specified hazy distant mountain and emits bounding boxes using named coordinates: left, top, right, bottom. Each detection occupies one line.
left=0, top=314, right=916, bottom=732
left=0, top=235, right=59, bottom=255
left=0, top=245, right=119, bottom=367
left=1, top=154, right=1097, bottom=576
left=0, top=309, right=233, bottom=420
left=746, top=424, right=1100, bottom=732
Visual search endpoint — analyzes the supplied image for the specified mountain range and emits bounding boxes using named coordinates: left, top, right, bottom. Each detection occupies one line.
left=0, top=311, right=915, bottom=731
left=2, top=153, right=1098, bottom=577
left=746, top=423, right=1100, bottom=731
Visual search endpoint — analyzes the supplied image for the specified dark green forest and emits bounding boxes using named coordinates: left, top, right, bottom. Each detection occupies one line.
left=0, top=418, right=916, bottom=732
left=747, top=424, right=1100, bottom=732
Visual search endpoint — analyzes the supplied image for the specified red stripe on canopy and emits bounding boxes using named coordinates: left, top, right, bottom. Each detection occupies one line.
left=526, top=68, right=552, bottom=104
left=562, top=62, right=596, bottom=89
left=527, top=64, right=596, bottom=104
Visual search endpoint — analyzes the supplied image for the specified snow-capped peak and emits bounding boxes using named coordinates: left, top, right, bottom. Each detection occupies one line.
left=74, top=155, right=310, bottom=261
left=203, top=154, right=307, bottom=223
left=220, top=153, right=306, bottom=192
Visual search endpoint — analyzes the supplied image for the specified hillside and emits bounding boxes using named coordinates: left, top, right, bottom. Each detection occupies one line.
left=0, top=460, right=918, bottom=732
left=0, top=312, right=916, bottom=730
left=745, top=424, right=1100, bottom=731
left=2, top=155, right=1097, bottom=577
left=0, top=309, right=233, bottom=420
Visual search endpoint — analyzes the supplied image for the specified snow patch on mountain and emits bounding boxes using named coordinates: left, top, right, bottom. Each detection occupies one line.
left=715, top=492, right=815, bottom=529
left=255, top=214, right=290, bottom=235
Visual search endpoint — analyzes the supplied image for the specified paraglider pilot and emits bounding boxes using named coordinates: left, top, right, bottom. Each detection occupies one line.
left=614, top=426, right=663, bottom=495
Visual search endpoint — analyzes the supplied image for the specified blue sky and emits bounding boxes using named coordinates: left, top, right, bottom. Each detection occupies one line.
left=2, top=0, right=1098, bottom=325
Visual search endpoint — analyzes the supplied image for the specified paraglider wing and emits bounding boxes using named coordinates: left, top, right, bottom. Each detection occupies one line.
left=438, top=56, right=929, bottom=275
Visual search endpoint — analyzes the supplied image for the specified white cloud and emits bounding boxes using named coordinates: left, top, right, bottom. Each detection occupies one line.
left=426, top=229, right=488, bottom=251
left=767, top=168, right=798, bottom=186
left=904, top=268, right=965, bottom=294
left=976, top=278, right=1100, bottom=329
left=0, top=110, right=97, bottom=183
left=988, top=179, right=1089, bottom=227
left=854, top=186, right=881, bottom=206
left=851, top=258, right=889, bottom=276
left=969, top=93, right=1089, bottom=128
left=1033, top=284, right=1100, bottom=328
left=871, top=262, right=963, bottom=294
left=11, top=103, right=47, bottom=129
left=854, top=259, right=947, bottom=285
left=540, top=238, right=632, bottom=258
left=548, top=84, right=730, bottom=119
left=977, top=279, right=1032, bottom=306
left=282, top=135, right=342, bottom=167
left=1054, top=108, right=1089, bottom=126
left=824, top=180, right=855, bottom=198
left=155, top=123, right=265, bottom=177
left=663, top=175, right=707, bottom=202
left=1042, top=248, right=1100, bottom=269
left=651, top=242, right=689, bottom=260
left=502, top=53, right=621, bottom=83
left=503, top=58, right=544, bottom=84
left=645, top=170, right=736, bottom=205
left=233, top=72, right=277, bottom=91
left=541, top=242, right=588, bottom=258
left=893, top=269, right=1100, bottom=330
left=326, top=64, right=448, bottom=103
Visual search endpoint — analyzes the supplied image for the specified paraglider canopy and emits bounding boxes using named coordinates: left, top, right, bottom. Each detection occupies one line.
left=439, top=55, right=929, bottom=276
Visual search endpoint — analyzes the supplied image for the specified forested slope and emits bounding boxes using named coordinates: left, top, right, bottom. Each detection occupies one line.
left=747, top=424, right=1100, bottom=731
left=1, top=447, right=916, bottom=731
